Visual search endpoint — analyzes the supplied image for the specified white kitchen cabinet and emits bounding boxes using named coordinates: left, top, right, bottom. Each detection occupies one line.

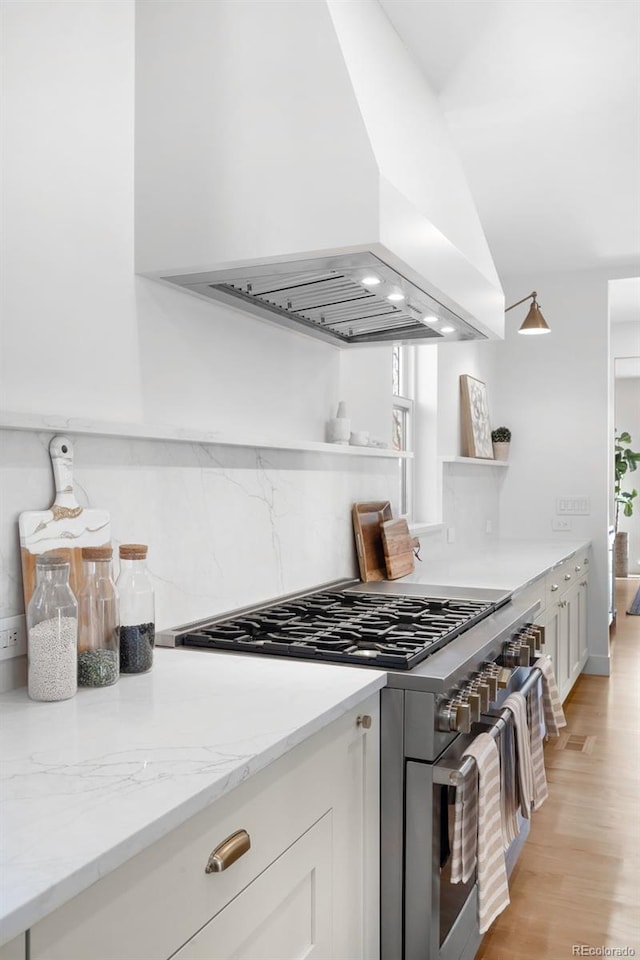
left=29, top=695, right=380, bottom=960
left=171, top=812, right=332, bottom=960
left=0, top=936, right=25, bottom=960
left=517, top=545, right=591, bottom=703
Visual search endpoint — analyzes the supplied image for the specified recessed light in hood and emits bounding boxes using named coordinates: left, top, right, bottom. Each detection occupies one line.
left=159, top=252, right=480, bottom=347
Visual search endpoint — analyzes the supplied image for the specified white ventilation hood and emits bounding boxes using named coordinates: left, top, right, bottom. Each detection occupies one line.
left=135, top=0, right=505, bottom=346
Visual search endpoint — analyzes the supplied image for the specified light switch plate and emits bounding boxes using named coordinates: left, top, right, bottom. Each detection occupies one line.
left=556, top=496, right=590, bottom=515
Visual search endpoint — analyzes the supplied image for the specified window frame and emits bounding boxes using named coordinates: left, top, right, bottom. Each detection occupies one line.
left=392, top=345, right=415, bottom=518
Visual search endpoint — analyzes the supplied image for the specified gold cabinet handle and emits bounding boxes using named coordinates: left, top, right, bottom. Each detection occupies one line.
left=357, top=714, right=372, bottom=729
left=205, top=829, right=251, bottom=874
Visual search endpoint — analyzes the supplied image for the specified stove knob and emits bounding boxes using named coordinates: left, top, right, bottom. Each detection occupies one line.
left=475, top=678, right=491, bottom=711
left=532, top=624, right=545, bottom=651
left=467, top=689, right=482, bottom=722
left=454, top=698, right=472, bottom=734
left=468, top=677, right=489, bottom=712
left=436, top=698, right=459, bottom=733
left=498, top=666, right=512, bottom=688
left=518, top=633, right=536, bottom=664
left=480, top=665, right=499, bottom=701
left=505, top=641, right=530, bottom=667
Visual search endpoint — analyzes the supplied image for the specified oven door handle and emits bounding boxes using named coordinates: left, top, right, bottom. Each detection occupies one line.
left=433, top=721, right=503, bottom=787
left=433, top=667, right=542, bottom=788
left=492, top=665, right=543, bottom=724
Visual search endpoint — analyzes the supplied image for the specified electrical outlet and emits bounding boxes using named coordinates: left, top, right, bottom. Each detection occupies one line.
left=0, top=614, right=27, bottom=660
left=447, top=526, right=456, bottom=543
left=552, top=518, right=572, bottom=532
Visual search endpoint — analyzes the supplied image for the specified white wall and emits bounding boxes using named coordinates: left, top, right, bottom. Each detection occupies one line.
left=493, top=269, right=617, bottom=674
left=0, top=0, right=400, bottom=690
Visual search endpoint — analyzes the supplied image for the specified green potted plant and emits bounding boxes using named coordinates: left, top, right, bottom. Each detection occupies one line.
left=491, top=426, right=511, bottom=461
left=614, top=430, right=640, bottom=577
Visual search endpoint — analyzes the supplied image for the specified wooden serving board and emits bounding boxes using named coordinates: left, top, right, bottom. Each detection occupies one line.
left=352, top=501, right=393, bottom=582
left=18, top=436, right=111, bottom=609
left=380, top=518, right=420, bottom=580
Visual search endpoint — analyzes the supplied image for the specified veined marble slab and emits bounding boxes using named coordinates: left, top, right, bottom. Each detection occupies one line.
left=0, top=649, right=385, bottom=946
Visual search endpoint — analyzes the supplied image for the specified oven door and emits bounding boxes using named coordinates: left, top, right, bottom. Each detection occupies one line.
left=404, top=666, right=543, bottom=960
left=480, top=664, right=543, bottom=874
left=404, top=726, right=491, bottom=960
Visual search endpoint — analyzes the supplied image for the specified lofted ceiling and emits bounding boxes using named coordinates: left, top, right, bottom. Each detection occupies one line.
left=379, top=0, right=640, bottom=302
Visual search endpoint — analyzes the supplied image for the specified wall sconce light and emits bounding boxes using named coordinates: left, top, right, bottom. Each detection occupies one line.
left=505, top=290, right=551, bottom=335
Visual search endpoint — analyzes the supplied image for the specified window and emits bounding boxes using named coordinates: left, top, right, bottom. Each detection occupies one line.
left=392, top=344, right=414, bottom=517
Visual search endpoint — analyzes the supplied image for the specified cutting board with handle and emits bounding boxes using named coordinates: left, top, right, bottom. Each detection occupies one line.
left=380, top=518, right=421, bottom=580
left=18, top=436, right=111, bottom=610
left=352, top=501, right=393, bottom=581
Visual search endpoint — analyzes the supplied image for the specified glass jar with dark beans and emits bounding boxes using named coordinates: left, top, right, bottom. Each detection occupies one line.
left=116, top=545, right=155, bottom=674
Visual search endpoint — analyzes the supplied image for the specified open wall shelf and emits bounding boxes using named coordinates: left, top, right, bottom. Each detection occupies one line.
left=0, top=411, right=413, bottom=460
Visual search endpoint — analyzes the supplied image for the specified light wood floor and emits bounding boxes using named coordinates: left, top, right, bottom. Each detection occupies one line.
left=476, top=578, right=640, bottom=960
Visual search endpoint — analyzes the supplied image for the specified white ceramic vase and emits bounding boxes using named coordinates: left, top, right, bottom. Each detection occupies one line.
left=327, top=401, right=350, bottom=444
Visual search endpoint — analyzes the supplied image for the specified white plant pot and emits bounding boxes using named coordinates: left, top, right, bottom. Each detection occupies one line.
left=492, top=441, right=510, bottom=461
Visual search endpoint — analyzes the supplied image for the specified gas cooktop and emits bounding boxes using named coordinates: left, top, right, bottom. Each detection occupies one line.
left=172, top=584, right=511, bottom=670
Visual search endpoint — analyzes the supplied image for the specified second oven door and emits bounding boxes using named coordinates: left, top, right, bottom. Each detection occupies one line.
left=404, top=727, right=493, bottom=960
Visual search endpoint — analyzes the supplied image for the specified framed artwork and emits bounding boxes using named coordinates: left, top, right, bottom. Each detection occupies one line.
left=460, top=375, right=493, bottom=459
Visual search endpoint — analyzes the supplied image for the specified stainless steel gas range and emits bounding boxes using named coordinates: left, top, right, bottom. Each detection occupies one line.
left=158, top=578, right=543, bottom=960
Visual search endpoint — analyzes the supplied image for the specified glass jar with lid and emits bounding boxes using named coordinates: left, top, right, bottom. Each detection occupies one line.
left=77, top=545, right=119, bottom=687
left=27, top=552, right=78, bottom=702
left=116, top=544, right=155, bottom=674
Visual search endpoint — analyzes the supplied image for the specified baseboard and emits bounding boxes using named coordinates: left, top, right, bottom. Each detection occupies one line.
left=583, top=654, right=610, bottom=676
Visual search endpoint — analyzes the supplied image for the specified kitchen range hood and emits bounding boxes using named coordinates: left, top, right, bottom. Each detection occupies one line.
left=135, top=0, right=505, bottom=346
left=163, top=253, right=480, bottom=347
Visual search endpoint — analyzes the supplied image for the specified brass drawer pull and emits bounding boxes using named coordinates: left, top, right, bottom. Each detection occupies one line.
left=357, top=714, right=372, bottom=729
left=205, top=829, right=251, bottom=874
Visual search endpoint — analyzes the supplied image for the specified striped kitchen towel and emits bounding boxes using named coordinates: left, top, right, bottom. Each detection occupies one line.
left=527, top=679, right=549, bottom=809
left=502, top=692, right=535, bottom=818
left=450, top=763, right=478, bottom=884
left=534, top=655, right=567, bottom=737
left=499, top=720, right=520, bottom=849
left=460, top=733, right=510, bottom=934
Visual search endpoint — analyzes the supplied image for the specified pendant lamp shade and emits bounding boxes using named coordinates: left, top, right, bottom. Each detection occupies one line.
left=505, top=291, right=551, bottom=335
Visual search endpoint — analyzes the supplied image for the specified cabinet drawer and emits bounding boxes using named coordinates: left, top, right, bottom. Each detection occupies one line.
left=170, top=812, right=333, bottom=960
left=545, top=555, right=575, bottom=602
left=545, top=549, right=590, bottom=605
left=30, top=695, right=378, bottom=960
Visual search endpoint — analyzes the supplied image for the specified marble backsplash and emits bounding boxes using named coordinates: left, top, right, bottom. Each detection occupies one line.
left=0, top=429, right=399, bottom=631
left=0, top=430, right=504, bottom=691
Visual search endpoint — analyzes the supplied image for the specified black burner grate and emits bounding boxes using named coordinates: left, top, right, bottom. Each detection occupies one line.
left=181, top=590, right=497, bottom=670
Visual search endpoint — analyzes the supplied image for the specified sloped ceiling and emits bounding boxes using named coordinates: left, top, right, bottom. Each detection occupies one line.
left=379, top=0, right=640, bottom=286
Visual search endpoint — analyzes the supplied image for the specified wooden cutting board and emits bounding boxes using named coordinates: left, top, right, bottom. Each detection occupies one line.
left=352, top=501, right=393, bottom=581
left=380, top=518, right=420, bottom=580
left=19, top=436, right=111, bottom=609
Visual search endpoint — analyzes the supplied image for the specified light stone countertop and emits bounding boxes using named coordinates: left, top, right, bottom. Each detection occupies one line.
left=0, top=649, right=385, bottom=946
left=399, top=539, right=591, bottom=593
left=0, top=537, right=590, bottom=946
